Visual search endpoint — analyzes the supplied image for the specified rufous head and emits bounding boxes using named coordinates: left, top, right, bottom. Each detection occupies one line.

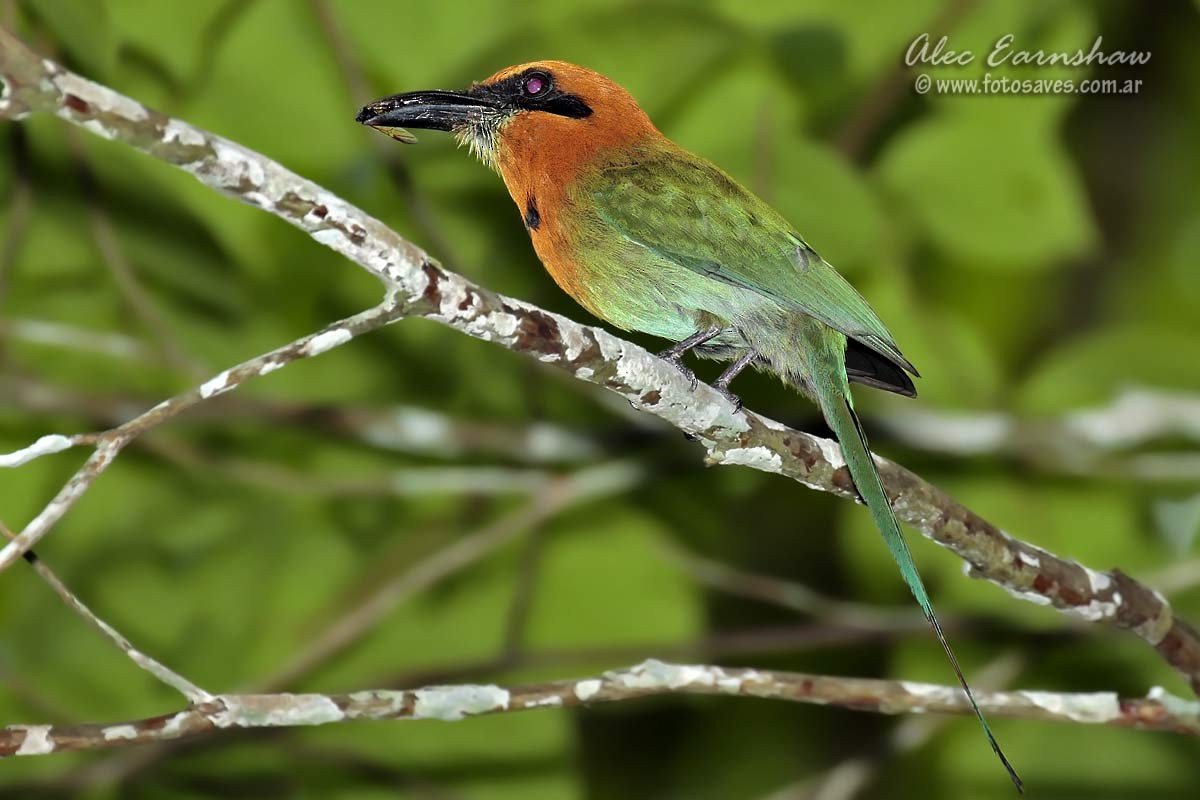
left=356, top=61, right=658, bottom=170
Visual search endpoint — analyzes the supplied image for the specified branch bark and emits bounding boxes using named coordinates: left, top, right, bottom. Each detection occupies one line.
left=2, top=659, right=1196, bottom=758
left=1, top=26, right=1198, bottom=694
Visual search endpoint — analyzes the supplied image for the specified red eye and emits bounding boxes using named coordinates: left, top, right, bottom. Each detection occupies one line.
left=523, top=74, right=548, bottom=95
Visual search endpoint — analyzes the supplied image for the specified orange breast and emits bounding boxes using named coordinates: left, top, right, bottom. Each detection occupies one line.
left=493, top=107, right=658, bottom=316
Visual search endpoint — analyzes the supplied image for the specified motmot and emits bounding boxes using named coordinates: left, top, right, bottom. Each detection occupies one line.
left=357, top=61, right=1021, bottom=790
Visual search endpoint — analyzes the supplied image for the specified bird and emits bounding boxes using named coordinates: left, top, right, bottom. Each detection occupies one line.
left=357, top=61, right=1021, bottom=791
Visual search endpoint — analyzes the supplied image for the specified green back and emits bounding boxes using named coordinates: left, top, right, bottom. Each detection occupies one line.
left=586, top=143, right=916, bottom=374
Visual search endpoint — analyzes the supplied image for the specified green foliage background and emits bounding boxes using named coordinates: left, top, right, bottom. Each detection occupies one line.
left=2, top=1, right=1199, bottom=797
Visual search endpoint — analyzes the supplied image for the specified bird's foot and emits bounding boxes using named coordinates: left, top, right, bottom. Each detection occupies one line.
left=658, top=351, right=698, bottom=390
left=713, top=384, right=743, bottom=412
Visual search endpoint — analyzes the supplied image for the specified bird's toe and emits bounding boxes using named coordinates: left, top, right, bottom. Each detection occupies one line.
left=715, top=386, right=742, bottom=412
left=659, top=353, right=698, bottom=390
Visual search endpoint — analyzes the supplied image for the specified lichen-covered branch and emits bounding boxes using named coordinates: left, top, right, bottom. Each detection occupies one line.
left=2, top=26, right=1199, bottom=691
left=2, top=659, right=1196, bottom=757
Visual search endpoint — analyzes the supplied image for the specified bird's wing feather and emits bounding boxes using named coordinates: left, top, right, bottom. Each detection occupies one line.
left=590, top=151, right=917, bottom=375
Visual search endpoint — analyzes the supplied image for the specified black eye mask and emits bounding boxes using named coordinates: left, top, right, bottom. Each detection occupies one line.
left=469, top=69, right=593, bottom=119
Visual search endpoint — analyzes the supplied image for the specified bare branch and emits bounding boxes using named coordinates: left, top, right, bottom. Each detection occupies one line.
left=2, top=27, right=1199, bottom=691
left=0, top=523, right=211, bottom=703
left=2, top=659, right=1196, bottom=757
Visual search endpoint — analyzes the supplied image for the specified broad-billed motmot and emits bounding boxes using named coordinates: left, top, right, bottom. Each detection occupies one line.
left=357, top=61, right=1021, bottom=791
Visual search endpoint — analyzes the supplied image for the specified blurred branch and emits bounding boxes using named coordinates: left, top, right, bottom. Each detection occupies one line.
left=0, top=318, right=156, bottom=361
left=3, top=659, right=1197, bottom=757
left=1147, top=557, right=1200, bottom=597
left=135, top=432, right=592, bottom=499
left=260, top=461, right=641, bottom=690
left=0, top=522, right=212, bottom=704
left=500, top=515, right=549, bottom=659
left=155, top=453, right=572, bottom=498
left=2, top=374, right=602, bottom=463
left=0, top=124, right=33, bottom=363
left=834, top=0, right=977, bottom=160
left=881, top=386, right=1200, bottom=480
left=657, top=539, right=924, bottom=631
left=0, top=300, right=406, bottom=570
left=68, top=128, right=210, bottom=378
left=333, top=405, right=602, bottom=463
left=2, top=28, right=1199, bottom=693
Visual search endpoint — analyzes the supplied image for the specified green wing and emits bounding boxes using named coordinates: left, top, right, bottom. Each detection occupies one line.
left=589, top=150, right=917, bottom=375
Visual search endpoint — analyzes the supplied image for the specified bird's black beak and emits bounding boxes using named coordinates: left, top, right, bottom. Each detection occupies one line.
left=355, top=90, right=497, bottom=143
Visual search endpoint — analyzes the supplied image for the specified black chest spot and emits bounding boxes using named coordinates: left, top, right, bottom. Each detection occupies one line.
left=524, top=197, right=541, bottom=232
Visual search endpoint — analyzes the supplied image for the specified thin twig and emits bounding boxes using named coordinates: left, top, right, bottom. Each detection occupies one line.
left=3, top=659, right=1196, bottom=758
left=66, top=621, right=1014, bottom=790
left=0, top=522, right=211, bottom=703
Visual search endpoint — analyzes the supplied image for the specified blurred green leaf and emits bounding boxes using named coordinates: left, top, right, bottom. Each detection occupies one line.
left=878, top=111, right=1096, bottom=269
left=1017, top=324, right=1200, bottom=413
left=527, top=506, right=702, bottom=649
left=24, top=0, right=115, bottom=78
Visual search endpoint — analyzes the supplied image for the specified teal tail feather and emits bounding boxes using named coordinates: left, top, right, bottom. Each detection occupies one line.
left=814, top=376, right=1024, bottom=794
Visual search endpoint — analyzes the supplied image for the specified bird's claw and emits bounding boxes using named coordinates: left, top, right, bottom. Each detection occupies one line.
left=659, top=352, right=698, bottom=390
left=714, top=385, right=742, bottom=412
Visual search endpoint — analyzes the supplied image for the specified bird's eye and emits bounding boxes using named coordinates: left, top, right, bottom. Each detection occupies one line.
left=523, top=73, right=550, bottom=96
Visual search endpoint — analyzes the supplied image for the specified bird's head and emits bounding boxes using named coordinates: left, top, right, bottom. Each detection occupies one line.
left=356, top=61, right=657, bottom=172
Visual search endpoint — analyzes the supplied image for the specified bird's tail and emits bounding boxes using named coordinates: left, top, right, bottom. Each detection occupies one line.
left=810, top=363, right=1023, bottom=793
